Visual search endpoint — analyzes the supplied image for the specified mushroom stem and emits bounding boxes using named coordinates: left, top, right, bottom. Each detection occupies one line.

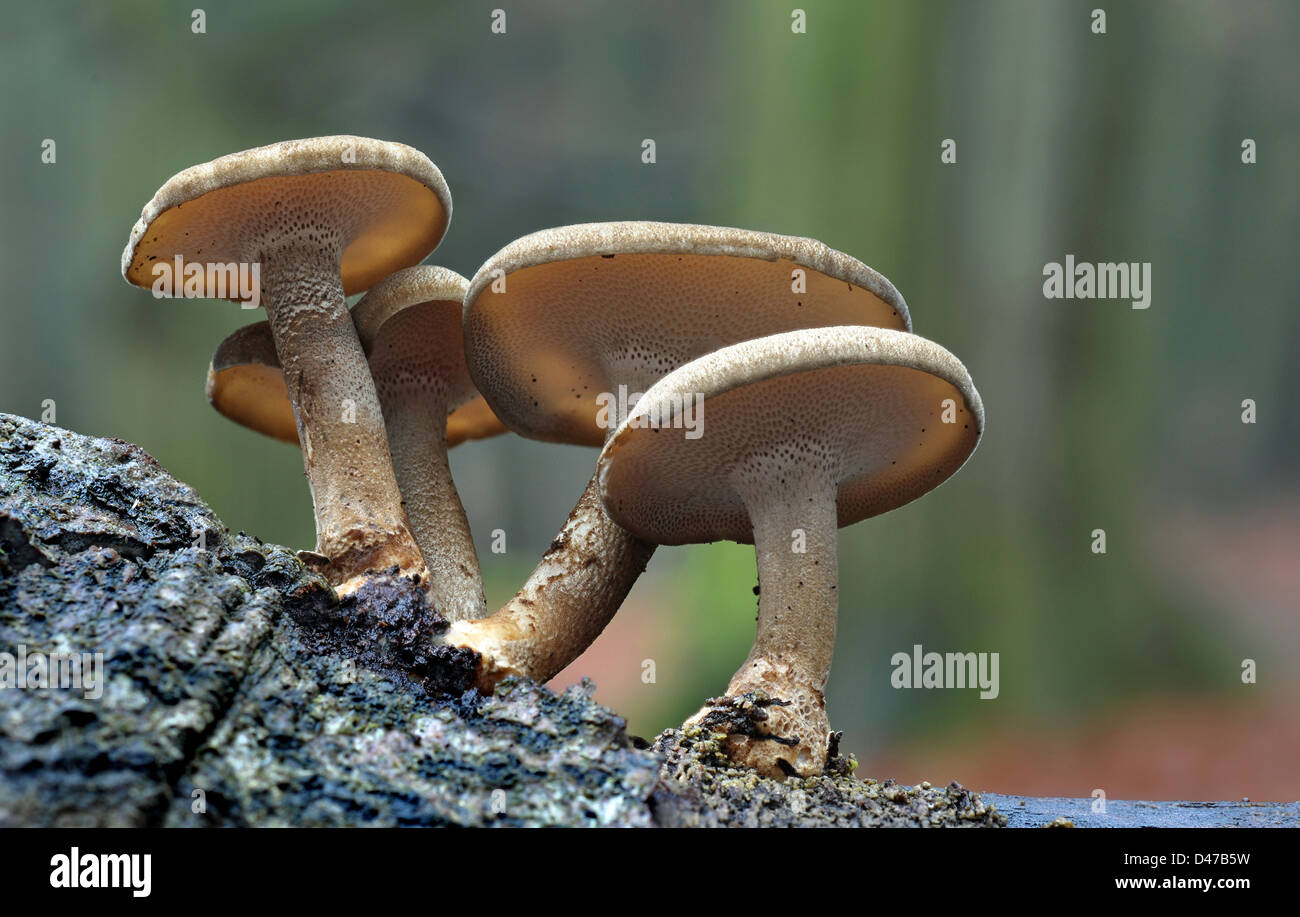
left=743, top=475, right=839, bottom=687
left=259, top=245, right=425, bottom=589
left=445, top=471, right=655, bottom=687
left=700, top=471, right=839, bottom=777
left=380, top=387, right=486, bottom=621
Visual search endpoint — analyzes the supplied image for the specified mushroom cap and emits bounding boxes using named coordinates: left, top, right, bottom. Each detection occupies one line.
left=205, top=321, right=299, bottom=445
left=122, top=136, right=451, bottom=297
left=206, top=313, right=505, bottom=448
left=596, top=326, right=983, bottom=545
left=445, top=397, right=511, bottom=446
left=352, top=265, right=494, bottom=422
left=463, top=222, right=911, bottom=447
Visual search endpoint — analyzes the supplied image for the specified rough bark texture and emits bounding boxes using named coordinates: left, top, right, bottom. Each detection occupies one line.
left=0, top=413, right=1008, bottom=827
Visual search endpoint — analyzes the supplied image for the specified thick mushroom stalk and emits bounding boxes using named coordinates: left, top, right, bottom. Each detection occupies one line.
left=687, top=471, right=841, bottom=777
left=440, top=357, right=664, bottom=686
left=707, top=473, right=837, bottom=770
left=352, top=265, right=497, bottom=621
left=597, top=327, right=984, bottom=779
left=121, top=137, right=453, bottom=594
left=375, top=375, right=485, bottom=620
left=259, top=246, right=424, bottom=587
left=445, top=473, right=654, bottom=686
left=441, top=384, right=658, bottom=686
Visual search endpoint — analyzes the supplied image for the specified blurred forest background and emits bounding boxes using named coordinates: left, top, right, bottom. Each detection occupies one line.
left=1, top=1, right=1296, bottom=800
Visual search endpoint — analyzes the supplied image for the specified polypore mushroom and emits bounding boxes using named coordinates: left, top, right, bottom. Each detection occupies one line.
left=445, top=221, right=911, bottom=687
left=352, top=265, right=497, bottom=622
left=206, top=309, right=506, bottom=620
left=595, top=326, right=984, bottom=778
left=123, top=136, right=452, bottom=592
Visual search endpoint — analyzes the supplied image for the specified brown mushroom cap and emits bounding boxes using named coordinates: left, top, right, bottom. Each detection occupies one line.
left=351, top=265, right=506, bottom=446
left=205, top=322, right=298, bottom=445
left=446, top=399, right=510, bottom=447
left=352, top=265, right=476, bottom=406
left=121, top=136, right=451, bottom=296
left=464, top=221, right=911, bottom=447
left=597, top=326, right=983, bottom=545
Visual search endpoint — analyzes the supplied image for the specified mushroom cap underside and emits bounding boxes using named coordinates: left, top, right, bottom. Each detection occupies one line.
left=206, top=359, right=300, bottom=445
left=464, top=221, right=910, bottom=447
left=352, top=264, right=470, bottom=348
left=596, top=326, right=983, bottom=545
left=122, top=136, right=451, bottom=297
left=353, top=266, right=479, bottom=406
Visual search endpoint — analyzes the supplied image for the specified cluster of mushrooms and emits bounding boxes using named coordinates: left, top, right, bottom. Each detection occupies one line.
left=121, top=136, right=983, bottom=779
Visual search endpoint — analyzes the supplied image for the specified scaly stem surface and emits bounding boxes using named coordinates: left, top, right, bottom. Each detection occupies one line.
left=696, top=471, right=839, bottom=777
left=446, top=471, right=654, bottom=686
left=381, top=389, right=486, bottom=621
left=260, top=244, right=425, bottom=590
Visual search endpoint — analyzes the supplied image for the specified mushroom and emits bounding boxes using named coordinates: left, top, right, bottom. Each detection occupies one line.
left=444, top=222, right=911, bottom=687
left=123, top=136, right=452, bottom=592
left=352, top=265, right=499, bottom=622
left=595, top=326, right=984, bottom=778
